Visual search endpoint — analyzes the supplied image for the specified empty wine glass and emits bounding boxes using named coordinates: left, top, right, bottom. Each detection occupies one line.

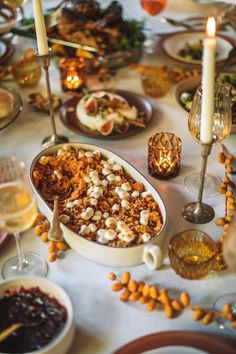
left=141, top=0, right=168, bottom=53
left=184, top=83, right=232, bottom=197
left=213, top=293, right=236, bottom=333
left=0, top=156, right=48, bottom=279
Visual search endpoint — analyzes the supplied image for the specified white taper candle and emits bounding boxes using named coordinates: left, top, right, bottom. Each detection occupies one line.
left=200, top=17, right=216, bottom=144
left=32, top=0, right=49, bottom=56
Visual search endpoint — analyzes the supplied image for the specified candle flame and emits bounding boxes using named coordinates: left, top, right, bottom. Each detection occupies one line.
left=206, top=17, right=216, bottom=37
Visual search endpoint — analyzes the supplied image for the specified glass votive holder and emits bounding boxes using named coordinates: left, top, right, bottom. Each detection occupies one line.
left=12, top=57, right=41, bottom=87
left=140, top=66, right=171, bottom=97
left=148, top=132, right=182, bottom=179
left=168, top=229, right=217, bottom=280
left=59, top=57, right=86, bottom=93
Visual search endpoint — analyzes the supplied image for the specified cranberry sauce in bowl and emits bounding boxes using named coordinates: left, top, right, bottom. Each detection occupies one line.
left=0, top=287, right=67, bottom=353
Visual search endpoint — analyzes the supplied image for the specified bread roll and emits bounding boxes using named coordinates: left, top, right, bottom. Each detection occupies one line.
left=0, top=88, right=14, bottom=119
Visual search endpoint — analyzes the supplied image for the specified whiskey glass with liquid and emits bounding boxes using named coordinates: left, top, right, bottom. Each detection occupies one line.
left=0, top=157, right=47, bottom=279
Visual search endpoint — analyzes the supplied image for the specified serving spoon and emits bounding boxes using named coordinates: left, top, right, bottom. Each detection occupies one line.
left=0, top=317, right=46, bottom=343
left=46, top=189, right=72, bottom=241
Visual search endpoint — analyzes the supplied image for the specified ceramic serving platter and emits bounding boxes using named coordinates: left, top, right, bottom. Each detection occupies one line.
left=30, top=143, right=167, bottom=267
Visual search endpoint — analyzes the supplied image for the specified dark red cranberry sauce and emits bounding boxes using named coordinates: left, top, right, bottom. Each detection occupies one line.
left=0, top=287, right=67, bottom=353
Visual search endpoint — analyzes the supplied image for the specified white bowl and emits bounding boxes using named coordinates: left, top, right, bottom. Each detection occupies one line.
left=174, top=75, right=236, bottom=133
left=0, top=276, right=75, bottom=354
left=161, top=31, right=234, bottom=65
left=30, top=143, right=167, bottom=269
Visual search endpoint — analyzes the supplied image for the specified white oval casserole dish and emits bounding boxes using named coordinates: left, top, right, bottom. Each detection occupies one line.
left=30, top=143, right=167, bottom=267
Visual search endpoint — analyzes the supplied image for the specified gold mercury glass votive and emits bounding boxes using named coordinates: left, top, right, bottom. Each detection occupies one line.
left=168, top=229, right=217, bottom=280
left=148, top=132, right=182, bottom=179
left=12, top=57, right=41, bottom=87
left=59, top=57, right=86, bottom=93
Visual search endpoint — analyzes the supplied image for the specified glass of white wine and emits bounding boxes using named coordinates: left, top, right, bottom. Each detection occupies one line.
left=0, top=156, right=48, bottom=279
left=184, top=83, right=232, bottom=197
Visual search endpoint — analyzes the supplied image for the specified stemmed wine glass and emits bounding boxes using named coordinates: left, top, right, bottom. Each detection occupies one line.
left=0, top=156, right=48, bottom=279
left=184, top=83, right=232, bottom=197
left=140, top=0, right=168, bottom=53
left=2, top=0, right=28, bottom=22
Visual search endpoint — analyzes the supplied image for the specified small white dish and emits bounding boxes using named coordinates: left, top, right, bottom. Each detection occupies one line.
left=0, top=276, right=75, bottom=354
left=160, top=31, right=234, bottom=65
left=144, top=345, right=209, bottom=354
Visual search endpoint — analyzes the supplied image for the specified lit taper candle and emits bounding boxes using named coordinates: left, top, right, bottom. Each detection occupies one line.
left=32, top=0, right=49, bottom=56
left=200, top=17, right=216, bottom=144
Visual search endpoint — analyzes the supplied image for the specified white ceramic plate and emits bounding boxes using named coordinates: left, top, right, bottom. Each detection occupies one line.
left=160, top=31, right=234, bottom=65
left=143, top=346, right=209, bottom=354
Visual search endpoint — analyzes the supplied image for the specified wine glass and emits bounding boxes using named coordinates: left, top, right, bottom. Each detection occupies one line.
left=184, top=83, right=232, bottom=197
left=2, top=0, right=28, bottom=22
left=213, top=293, right=236, bottom=333
left=0, top=156, right=48, bottom=279
left=140, top=0, right=168, bottom=54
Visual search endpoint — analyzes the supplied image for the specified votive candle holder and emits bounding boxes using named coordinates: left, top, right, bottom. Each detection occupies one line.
left=148, top=132, right=182, bottom=179
left=59, top=57, right=86, bottom=93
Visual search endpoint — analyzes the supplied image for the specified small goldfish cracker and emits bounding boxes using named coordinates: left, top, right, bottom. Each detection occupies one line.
left=57, top=241, right=67, bottom=251
left=108, top=272, right=116, bottom=281
left=34, top=214, right=46, bottom=226
left=48, top=252, right=57, bottom=262
left=129, top=292, right=141, bottom=302
left=180, top=292, right=190, bottom=307
left=48, top=242, right=56, bottom=253
left=215, top=217, right=226, bottom=226
left=138, top=281, right=145, bottom=293
left=171, top=300, right=182, bottom=311
left=217, top=152, right=226, bottom=164
left=192, top=308, right=205, bottom=321
left=142, top=284, right=151, bottom=297
left=41, top=221, right=50, bottom=232
left=35, top=225, right=43, bottom=236
left=112, top=282, right=124, bottom=292
left=226, top=190, right=233, bottom=197
left=227, top=313, right=235, bottom=321
left=139, top=295, right=149, bottom=304
left=128, top=279, right=138, bottom=293
left=146, top=299, right=156, bottom=312
left=164, top=305, right=174, bottom=319
left=223, top=303, right=232, bottom=317
left=119, top=289, right=130, bottom=302
left=41, top=232, right=48, bottom=243
left=150, top=286, right=159, bottom=300
left=158, top=289, right=170, bottom=305
left=121, top=272, right=130, bottom=285
left=202, top=312, right=213, bottom=325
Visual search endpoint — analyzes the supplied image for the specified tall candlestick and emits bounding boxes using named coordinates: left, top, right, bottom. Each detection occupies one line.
left=200, top=17, right=216, bottom=144
left=32, top=0, right=49, bottom=56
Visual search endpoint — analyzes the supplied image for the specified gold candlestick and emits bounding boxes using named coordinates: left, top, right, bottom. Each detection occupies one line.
left=35, top=48, right=69, bottom=148
left=182, top=142, right=215, bottom=224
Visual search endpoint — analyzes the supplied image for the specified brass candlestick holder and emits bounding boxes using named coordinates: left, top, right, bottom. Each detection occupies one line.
left=35, top=48, right=69, bottom=148
left=182, top=142, right=215, bottom=224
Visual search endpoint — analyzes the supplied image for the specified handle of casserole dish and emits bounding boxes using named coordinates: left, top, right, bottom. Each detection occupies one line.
left=142, top=244, right=163, bottom=270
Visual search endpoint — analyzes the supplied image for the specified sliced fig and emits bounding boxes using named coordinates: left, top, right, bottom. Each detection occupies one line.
left=100, top=120, right=114, bottom=135
left=85, top=96, right=98, bottom=115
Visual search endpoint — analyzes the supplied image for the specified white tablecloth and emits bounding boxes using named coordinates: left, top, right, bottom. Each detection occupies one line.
left=0, top=1, right=236, bottom=353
